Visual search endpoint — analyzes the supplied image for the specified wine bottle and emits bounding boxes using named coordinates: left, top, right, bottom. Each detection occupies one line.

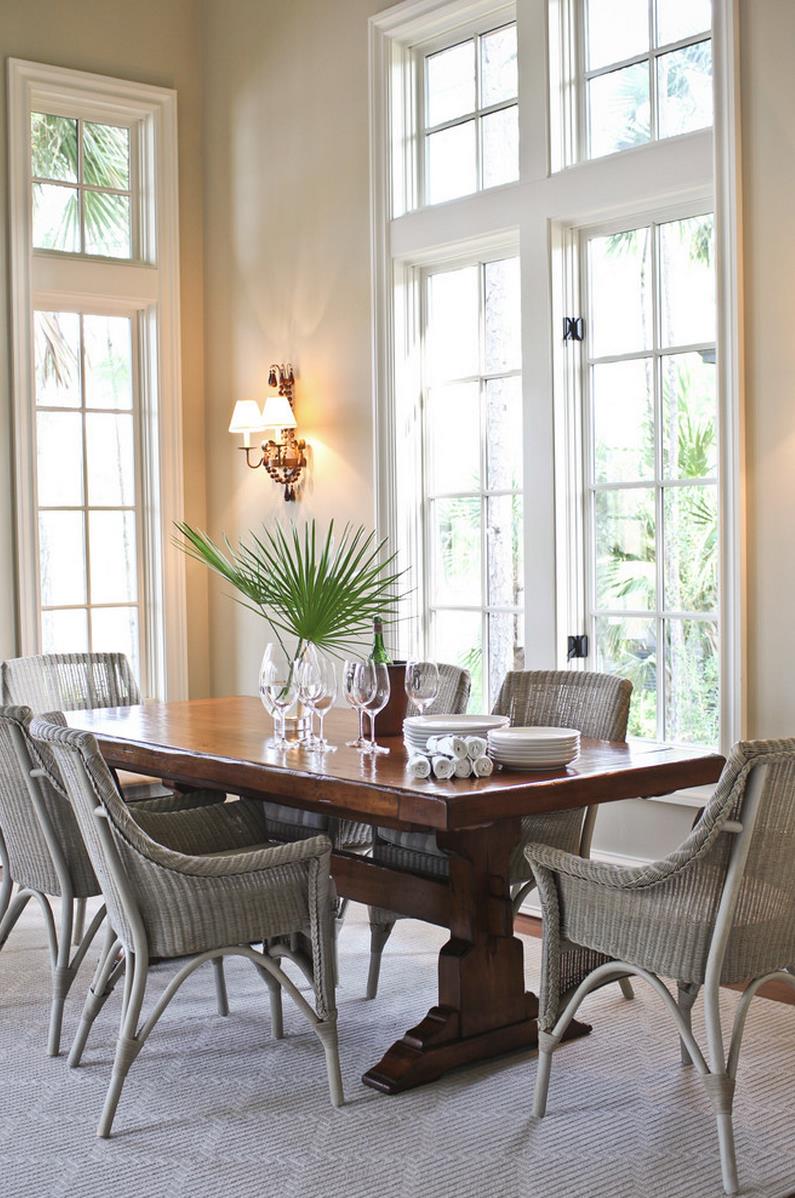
left=370, top=617, right=392, bottom=664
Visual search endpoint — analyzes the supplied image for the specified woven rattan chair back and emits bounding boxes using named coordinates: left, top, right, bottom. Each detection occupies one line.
left=493, top=669, right=631, bottom=741
left=1, top=653, right=140, bottom=713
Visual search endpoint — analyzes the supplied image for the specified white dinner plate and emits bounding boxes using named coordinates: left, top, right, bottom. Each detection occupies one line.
left=487, top=726, right=580, bottom=742
left=404, top=714, right=510, bottom=734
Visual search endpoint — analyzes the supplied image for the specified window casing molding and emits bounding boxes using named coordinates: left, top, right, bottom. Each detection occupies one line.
left=369, top=0, right=743, bottom=749
left=8, top=59, right=188, bottom=699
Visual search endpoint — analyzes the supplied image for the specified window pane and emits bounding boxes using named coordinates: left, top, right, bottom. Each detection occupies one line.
left=42, top=608, right=89, bottom=655
left=657, top=41, right=713, bottom=139
left=35, top=311, right=81, bottom=407
left=595, top=488, right=656, bottom=611
left=488, top=610, right=524, bottom=707
left=656, top=0, right=711, bottom=46
left=84, top=191, right=131, bottom=258
left=86, top=413, right=136, bottom=506
left=484, top=257, right=521, bottom=373
left=487, top=494, right=523, bottom=607
left=481, top=105, right=519, bottom=190
left=426, top=121, right=477, bottom=205
left=84, top=315, right=133, bottom=409
left=430, top=497, right=481, bottom=605
left=426, top=383, right=480, bottom=494
left=32, top=183, right=80, bottom=252
left=481, top=24, right=518, bottom=106
left=665, top=619, right=718, bottom=745
left=588, top=63, right=650, bottom=158
left=39, top=511, right=86, bottom=606
left=586, top=0, right=649, bottom=71
left=663, top=485, right=718, bottom=612
left=595, top=616, right=657, bottom=738
left=662, top=352, right=717, bottom=479
left=426, top=266, right=479, bottom=381
left=89, top=511, right=138, bottom=604
left=31, top=113, right=77, bottom=182
left=593, top=359, right=654, bottom=483
left=37, top=412, right=84, bottom=506
left=91, top=606, right=140, bottom=681
left=431, top=609, right=483, bottom=713
left=485, top=376, right=522, bottom=491
left=83, top=122, right=130, bottom=189
left=589, top=227, right=653, bottom=357
left=426, top=40, right=475, bottom=127
left=658, top=215, right=715, bottom=348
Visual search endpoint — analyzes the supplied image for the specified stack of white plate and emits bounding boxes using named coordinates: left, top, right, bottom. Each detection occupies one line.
left=487, top=726, right=581, bottom=771
left=403, top=713, right=510, bottom=755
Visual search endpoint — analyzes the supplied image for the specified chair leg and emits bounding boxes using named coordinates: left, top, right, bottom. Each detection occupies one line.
left=98, top=948, right=148, bottom=1139
left=703, top=979, right=739, bottom=1196
left=618, top=976, right=635, bottom=1001
left=212, top=956, right=229, bottom=1017
left=0, top=890, right=31, bottom=949
left=677, top=982, right=700, bottom=1066
left=532, top=1031, right=557, bottom=1118
left=365, top=920, right=395, bottom=1000
left=72, top=898, right=86, bottom=947
left=47, top=892, right=76, bottom=1057
left=315, top=1017, right=344, bottom=1108
left=70, top=928, right=122, bottom=1068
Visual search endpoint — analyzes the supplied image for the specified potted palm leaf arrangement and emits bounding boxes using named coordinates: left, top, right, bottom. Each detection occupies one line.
left=176, top=519, right=407, bottom=742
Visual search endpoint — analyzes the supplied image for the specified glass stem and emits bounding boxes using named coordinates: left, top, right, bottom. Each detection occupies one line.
left=358, top=708, right=364, bottom=740
left=368, top=710, right=377, bottom=745
left=318, top=711, right=325, bottom=746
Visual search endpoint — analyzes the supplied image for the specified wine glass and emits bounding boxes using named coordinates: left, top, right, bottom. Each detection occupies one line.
left=342, top=657, right=371, bottom=749
left=405, top=660, right=440, bottom=717
left=298, top=648, right=338, bottom=752
left=357, top=659, right=390, bottom=756
left=259, top=643, right=297, bottom=749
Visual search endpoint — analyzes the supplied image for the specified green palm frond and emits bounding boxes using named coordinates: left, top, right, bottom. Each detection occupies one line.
left=175, top=519, right=409, bottom=658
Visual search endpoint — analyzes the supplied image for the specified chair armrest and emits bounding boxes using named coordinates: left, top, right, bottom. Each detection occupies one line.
left=524, top=843, right=650, bottom=889
left=130, top=828, right=332, bottom=879
left=131, top=798, right=268, bottom=856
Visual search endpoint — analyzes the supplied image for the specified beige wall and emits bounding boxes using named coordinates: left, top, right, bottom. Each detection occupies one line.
left=0, top=0, right=210, bottom=694
left=740, top=0, right=795, bottom=739
left=201, top=0, right=395, bottom=696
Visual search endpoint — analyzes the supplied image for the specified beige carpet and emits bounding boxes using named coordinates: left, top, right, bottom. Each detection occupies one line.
left=1, top=898, right=793, bottom=1198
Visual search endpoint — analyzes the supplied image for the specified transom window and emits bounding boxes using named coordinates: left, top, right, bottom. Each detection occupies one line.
left=584, top=211, right=718, bottom=745
left=584, top=0, right=712, bottom=159
left=31, top=111, right=134, bottom=258
left=422, top=21, right=518, bottom=205
left=34, top=310, right=143, bottom=677
left=422, top=254, right=524, bottom=711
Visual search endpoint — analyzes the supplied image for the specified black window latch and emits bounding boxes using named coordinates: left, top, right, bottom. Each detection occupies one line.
left=563, top=316, right=584, bottom=342
left=567, top=634, right=589, bottom=660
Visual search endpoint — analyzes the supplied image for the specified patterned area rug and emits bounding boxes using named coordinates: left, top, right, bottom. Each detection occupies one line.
left=0, top=899, right=793, bottom=1198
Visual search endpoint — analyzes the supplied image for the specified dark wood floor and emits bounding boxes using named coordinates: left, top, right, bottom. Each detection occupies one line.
left=514, top=914, right=795, bottom=1006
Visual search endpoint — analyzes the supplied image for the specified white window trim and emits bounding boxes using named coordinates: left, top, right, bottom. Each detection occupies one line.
left=369, top=0, right=743, bottom=749
left=7, top=59, right=188, bottom=699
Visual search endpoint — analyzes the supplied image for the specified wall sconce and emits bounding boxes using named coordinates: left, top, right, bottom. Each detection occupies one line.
left=228, top=364, right=307, bottom=501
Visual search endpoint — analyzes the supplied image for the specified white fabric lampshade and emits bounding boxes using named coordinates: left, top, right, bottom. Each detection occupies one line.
left=228, top=399, right=266, bottom=434
left=261, top=395, right=297, bottom=430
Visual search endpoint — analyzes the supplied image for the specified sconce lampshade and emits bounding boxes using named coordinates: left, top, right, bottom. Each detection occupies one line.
left=261, top=395, right=297, bottom=430
left=228, top=400, right=266, bottom=435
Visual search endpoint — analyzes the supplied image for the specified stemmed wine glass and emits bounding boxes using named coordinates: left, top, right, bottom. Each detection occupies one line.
left=297, top=647, right=338, bottom=752
left=342, top=658, right=371, bottom=749
left=405, top=660, right=440, bottom=717
left=259, top=642, right=298, bottom=750
left=356, top=660, right=391, bottom=755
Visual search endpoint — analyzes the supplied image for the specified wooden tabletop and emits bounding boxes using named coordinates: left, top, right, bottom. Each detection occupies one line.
left=66, top=696, right=725, bottom=833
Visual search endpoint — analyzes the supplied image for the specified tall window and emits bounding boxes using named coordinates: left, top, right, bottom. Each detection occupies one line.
left=584, top=212, right=718, bottom=744
left=583, top=0, right=712, bottom=159
left=9, top=61, right=186, bottom=698
left=422, top=255, right=523, bottom=710
left=422, top=20, right=518, bottom=205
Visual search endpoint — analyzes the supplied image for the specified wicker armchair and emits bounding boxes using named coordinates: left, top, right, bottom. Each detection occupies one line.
left=366, top=669, right=631, bottom=999
left=0, top=706, right=105, bottom=1056
left=31, top=717, right=343, bottom=1138
left=525, top=737, right=795, bottom=1197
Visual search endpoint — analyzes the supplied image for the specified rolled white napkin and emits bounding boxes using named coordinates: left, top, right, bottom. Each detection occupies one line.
left=427, top=735, right=467, bottom=760
left=453, top=756, right=472, bottom=779
left=406, top=753, right=432, bottom=780
left=465, top=736, right=487, bottom=760
left=472, top=755, right=494, bottom=778
left=431, top=754, right=455, bottom=780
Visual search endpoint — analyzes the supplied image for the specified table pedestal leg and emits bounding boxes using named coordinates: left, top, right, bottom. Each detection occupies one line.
left=362, top=820, right=590, bottom=1094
